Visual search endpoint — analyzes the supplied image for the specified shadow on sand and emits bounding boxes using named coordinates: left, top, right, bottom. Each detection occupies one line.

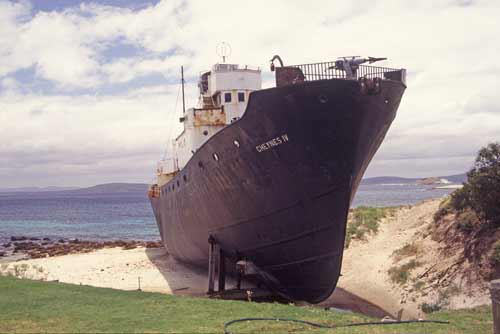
left=145, top=247, right=393, bottom=319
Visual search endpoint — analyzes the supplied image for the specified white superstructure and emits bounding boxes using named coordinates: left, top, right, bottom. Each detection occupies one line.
left=156, top=63, right=261, bottom=186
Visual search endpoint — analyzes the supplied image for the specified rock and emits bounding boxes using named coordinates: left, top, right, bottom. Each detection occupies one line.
left=43, top=238, right=51, bottom=241
left=0, top=251, right=5, bottom=257
left=58, top=239, right=66, bottom=243
left=29, top=237, right=40, bottom=241
left=145, top=241, right=162, bottom=248
left=10, top=236, right=27, bottom=242
left=2, top=243, right=12, bottom=248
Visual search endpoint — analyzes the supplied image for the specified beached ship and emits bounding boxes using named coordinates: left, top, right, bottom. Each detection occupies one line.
left=149, top=54, right=406, bottom=303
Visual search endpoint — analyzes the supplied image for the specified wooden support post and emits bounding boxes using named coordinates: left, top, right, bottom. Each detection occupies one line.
left=217, top=247, right=226, bottom=292
left=207, top=236, right=216, bottom=293
left=492, top=279, right=500, bottom=334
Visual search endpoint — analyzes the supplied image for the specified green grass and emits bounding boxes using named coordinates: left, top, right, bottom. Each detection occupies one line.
left=0, top=276, right=493, bottom=333
left=345, top=206, right=395, bottom=248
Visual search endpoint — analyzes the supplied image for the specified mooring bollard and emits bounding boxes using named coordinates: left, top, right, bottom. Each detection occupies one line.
left=491, top=279, right=500, bottom=334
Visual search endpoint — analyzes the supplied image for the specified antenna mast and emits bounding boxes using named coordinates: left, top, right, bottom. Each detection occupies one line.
left=181, top=66, right=185, bottom=114
left=216, top=42, right=232, bottom=63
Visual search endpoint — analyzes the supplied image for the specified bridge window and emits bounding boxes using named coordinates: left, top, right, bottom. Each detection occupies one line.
left=238, top=92, right=245, bottom=102
left=224, top=92, right=232, bottom=103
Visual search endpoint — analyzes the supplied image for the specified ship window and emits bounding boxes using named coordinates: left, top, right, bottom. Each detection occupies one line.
left=233, top=140, right=240, bottom=148
left=238, top=92, right=245, bottom=102
left=203, top=130, right=208, bottom=136
left=224, top=92, right=232, bottom=103
left=198, top=161, right=204, bottom=168
left=177, top=181, right=180, bottom=187
left=213, top=153, right=219, bottom=161
left=183, top=175, right=187, bottom=182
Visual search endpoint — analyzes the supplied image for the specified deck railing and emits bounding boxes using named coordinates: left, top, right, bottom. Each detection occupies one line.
left=275, top=61, right=406, bottom=87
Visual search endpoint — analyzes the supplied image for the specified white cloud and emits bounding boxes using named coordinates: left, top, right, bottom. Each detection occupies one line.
left=0, top=0, right=500, bottom=186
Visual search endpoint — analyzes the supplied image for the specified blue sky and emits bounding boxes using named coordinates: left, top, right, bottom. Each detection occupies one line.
left=0, top=0, right=499, bottom=187
left=30, top=0, right=160, bottom=12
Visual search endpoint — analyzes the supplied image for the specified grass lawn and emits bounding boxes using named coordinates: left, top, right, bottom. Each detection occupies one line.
left=0, top=276, right=492, bottom=333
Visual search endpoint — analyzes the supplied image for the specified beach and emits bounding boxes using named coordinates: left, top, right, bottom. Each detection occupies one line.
left=1, top=198, right=490, bottom=321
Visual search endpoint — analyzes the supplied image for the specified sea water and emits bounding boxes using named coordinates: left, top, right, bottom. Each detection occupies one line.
left=0, top=184, right=456, bottom=244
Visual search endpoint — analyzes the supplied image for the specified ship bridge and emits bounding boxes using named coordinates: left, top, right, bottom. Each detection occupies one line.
left=156, top=63, right=262, bottom=185
left=198, top=63, right=261, bottom=123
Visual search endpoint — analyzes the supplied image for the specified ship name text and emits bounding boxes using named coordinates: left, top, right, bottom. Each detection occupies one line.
left=256, top=134, right=289, bottom=153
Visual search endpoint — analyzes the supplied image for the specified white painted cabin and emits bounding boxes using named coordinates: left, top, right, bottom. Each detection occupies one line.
left=156, top=63, right=261, bottom=186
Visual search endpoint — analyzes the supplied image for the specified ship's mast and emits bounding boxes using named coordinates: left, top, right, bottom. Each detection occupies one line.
left=181, top=66, right=186, bottom=114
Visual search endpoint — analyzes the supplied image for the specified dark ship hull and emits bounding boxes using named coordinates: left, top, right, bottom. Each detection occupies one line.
left=150, top=76, right=406, bottom=303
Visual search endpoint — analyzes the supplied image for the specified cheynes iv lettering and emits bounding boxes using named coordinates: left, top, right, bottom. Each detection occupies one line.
left=255, top=134, right=289, bottom=152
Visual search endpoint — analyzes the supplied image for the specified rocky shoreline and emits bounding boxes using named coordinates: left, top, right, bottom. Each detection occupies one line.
left=0, top=236, right=162, bottom=260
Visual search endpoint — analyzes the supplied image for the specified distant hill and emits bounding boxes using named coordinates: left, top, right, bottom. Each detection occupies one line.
left=0, top=183, right=149, bottom=194
left=360, top=176, right=419, bottom=185
left=361, top=173, right=467, bottom=186
left=68, top=183, right=149, bottom=194
left=0, top=186, right=79, bottom=193
left=3, top=173, right=467, bottom=194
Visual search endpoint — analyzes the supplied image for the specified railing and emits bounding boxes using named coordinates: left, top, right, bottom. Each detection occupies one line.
left=275, top=61, right=406, bottom=87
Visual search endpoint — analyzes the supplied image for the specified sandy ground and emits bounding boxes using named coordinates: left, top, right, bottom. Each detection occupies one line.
left=0, top=198, right=490, bottom=319
left=0, top=247, right=211, bottom=296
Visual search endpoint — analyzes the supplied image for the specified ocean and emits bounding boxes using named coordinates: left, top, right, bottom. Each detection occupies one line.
left=0, top=184, right=456, bottom=244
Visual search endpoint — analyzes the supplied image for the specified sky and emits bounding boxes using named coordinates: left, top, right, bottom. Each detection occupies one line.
left=0, top=0, right=499, bottom=187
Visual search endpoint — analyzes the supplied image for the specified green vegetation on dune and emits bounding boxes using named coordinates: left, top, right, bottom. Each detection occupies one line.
left=388, top=259, right=422, bottom=285
left=446, top=142, right=500, bottom=226
left=0, top=276, right=492, bottom=333
left=345, top=206, right=396, bottom=248
left=433, top=142, right=500, bottom=281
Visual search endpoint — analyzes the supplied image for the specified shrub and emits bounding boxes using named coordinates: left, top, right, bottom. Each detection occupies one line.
left=456, top=210, right=478, bottom=233
left=392, top=243, right=420, bottom=261
left=421, top=302, right=442, bottom=314
left=491, top=242, right=500, bottom=264
left=450, top=184, right=472, bottom=211
left=453, top=142, right=500, bottom=226
left=388, top=259, right=422, bottom=285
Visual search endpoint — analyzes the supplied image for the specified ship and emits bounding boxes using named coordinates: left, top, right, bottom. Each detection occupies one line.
left=149, top=54, right=406, bottom=303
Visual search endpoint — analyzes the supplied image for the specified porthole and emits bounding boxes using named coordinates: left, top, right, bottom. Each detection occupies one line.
left=203, top=130, right=208, bottom=136
left=213, top=153, right=219, bottom=161
left=318, top=95, right=328, bottom=104
left=183, top=175, right=187, bottom=182
left=384, top=98, right=390, bottom=104
left=198, top=161, right=204, bottom=168
left=233, top=140, right=240, bottom=148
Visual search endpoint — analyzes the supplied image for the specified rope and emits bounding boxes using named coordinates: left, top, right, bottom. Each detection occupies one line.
left=223, top=317, right=450, bottom=334
left=161, top=80, right=182, bottom=161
